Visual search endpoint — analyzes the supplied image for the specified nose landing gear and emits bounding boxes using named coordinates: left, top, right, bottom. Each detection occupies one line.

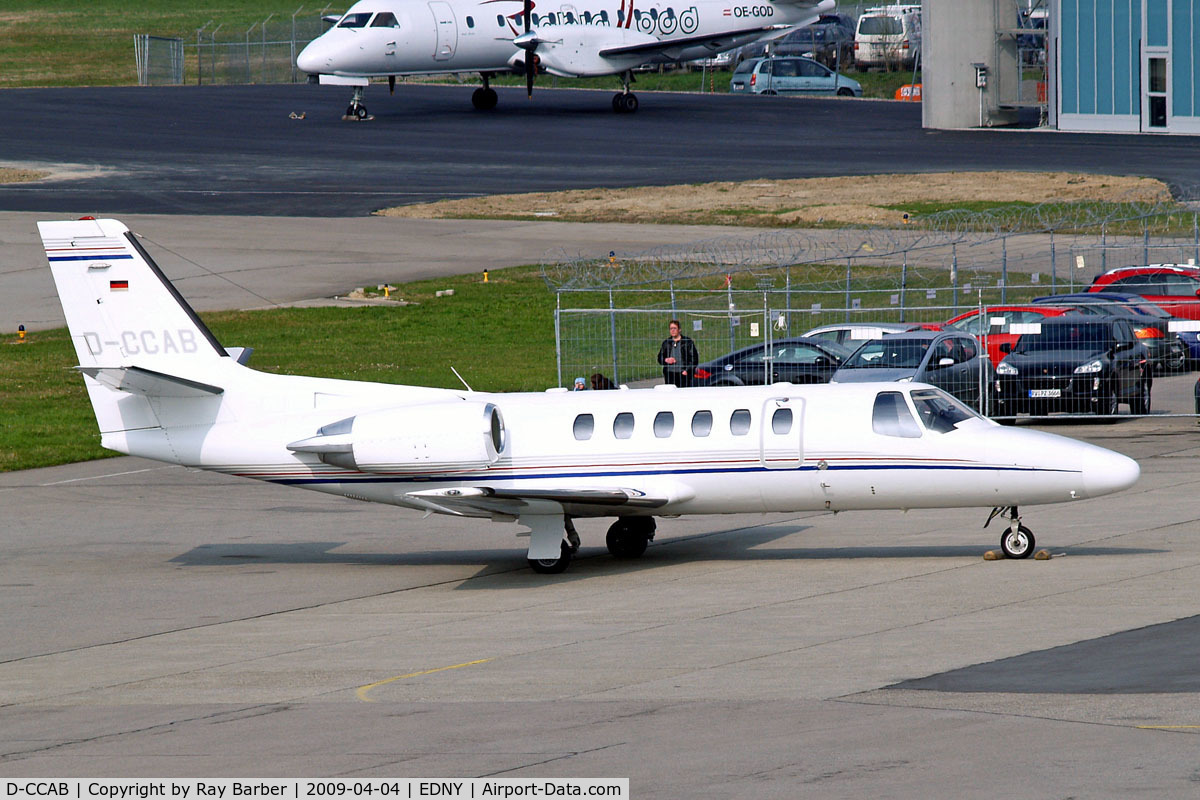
left=342, top=86, right=373, bottom=121
left=985, top=506, right=1035, bottom=559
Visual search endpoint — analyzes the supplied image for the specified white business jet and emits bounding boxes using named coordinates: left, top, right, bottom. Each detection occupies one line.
left=295, top=0, right=835, bottom=115
left=40, top=218, right=1139, bottom=573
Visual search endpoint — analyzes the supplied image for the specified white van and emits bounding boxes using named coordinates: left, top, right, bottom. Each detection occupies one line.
left=854, top=5, right=921, bottom=69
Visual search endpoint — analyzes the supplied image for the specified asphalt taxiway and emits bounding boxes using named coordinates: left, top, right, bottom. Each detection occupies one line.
left=1, top=84, right=1199, bottom=216
left=2, top=412, right=1199, bottom=796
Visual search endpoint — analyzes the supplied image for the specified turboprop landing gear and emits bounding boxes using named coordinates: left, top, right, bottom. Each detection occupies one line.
left=612, top=71, right=638, bottom=114
left=985, top=506, right=1035, bottom=559
left=606, top=516, right=655, bottom=559
left=472, top=73, right=498, bottom=110
left=343, top=86, right=371, bottom=121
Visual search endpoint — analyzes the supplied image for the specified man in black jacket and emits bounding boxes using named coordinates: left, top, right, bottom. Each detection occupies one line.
left=658, top=319, right=699, bottom=387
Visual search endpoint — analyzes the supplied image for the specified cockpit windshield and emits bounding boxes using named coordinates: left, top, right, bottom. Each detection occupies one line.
left=338, top=12, right=372, bottom=27
left=370, top=11, right=400, bottom=27
left=910, top=389, right=979, bottom=433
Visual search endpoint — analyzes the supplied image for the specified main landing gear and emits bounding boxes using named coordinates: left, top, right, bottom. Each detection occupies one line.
left=985, top=506, right=1035, bottom=559
left=523, top=514, right=655, bottom=574
left=472, top=73, right=498, bottom=110
left=612, top=70, right=639, bottom=114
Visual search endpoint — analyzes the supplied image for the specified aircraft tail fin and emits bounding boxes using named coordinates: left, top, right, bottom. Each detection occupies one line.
left=39, top=218, right=231, bottom=440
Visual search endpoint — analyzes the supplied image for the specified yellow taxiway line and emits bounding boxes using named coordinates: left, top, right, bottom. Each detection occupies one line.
left=356, top=658, right=492, bottom=702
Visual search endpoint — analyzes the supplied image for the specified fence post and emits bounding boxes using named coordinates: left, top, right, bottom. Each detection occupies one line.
left=899, top=251, right=908, bottom=322
left=1194, top=212, right=1199, bottom=265
left=1143, top=220, right=1150, bottom=265
left=669, top=279, right=677, bottom=317
left=608, top=290, right=620, bottom=385
left=844, top=257, right=852, bottom=322
left=1049, top=230, right=1056, bottom=293
left=762, top=291, right=770, bottom=385
left=1000, top=235, right=1008, bottom=304
left=727, top=279, right=736, bottom=354
left=554, top=296, right=563, bottom=389
left=1101, top=223, right=1107, bottom=273
left=951, top=243, right=958, bottom=309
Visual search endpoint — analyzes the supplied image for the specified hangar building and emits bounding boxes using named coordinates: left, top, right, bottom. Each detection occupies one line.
left=924, top=0, right=1200, bottom=134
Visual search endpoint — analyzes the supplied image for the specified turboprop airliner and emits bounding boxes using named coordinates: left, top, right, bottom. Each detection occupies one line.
left=295, top=0, right=835, bottom=115
left=40, top=218, right=1140, bottom=573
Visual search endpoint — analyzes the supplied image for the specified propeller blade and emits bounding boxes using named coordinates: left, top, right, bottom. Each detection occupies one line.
left=523, top=0, right=531, bottom=33
left=526, top=57, right=535, bottom=98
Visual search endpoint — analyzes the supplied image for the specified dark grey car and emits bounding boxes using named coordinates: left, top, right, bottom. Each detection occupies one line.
left=831, top=331, right=994, bottom=410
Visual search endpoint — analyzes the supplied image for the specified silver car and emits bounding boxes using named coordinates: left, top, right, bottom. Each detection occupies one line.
left=831, top=331, right=994, bottom=410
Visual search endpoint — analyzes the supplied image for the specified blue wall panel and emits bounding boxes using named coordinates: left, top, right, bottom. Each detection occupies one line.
left=1174, top=0, right=1197, bottom=117
left=1148, top=0, right=1169, bottom=46
left=1061, top=0, right=1079, bottom=114
left=1078, top=1, right=1097, bottom=113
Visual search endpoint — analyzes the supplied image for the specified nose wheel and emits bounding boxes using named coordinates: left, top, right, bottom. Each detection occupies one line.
left=986, top=506, right=1036, bottom=559
left=342, top=86, right=373, bottom=121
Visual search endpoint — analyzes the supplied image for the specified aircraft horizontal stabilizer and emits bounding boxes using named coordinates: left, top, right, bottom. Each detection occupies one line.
left=78, top=366, right=224, bottom=398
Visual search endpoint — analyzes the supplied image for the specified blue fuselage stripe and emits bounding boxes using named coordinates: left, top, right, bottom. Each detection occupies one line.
left=47, top=254, right=134, bottom=262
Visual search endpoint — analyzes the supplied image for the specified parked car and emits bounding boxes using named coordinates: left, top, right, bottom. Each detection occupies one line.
left=774, top=13, right=856, bottom=68
left=831, top=331, right=993, bottom=410
left=1088, top=264, right=1200, bottom=319
left=993, top=316, right=1151, bottom=417
left=854, top=4, right=922, bottom=70
left=801, top=322, right=917, bottom=348
left=691, top=337, right=851, bottom=387
left=1032, top=292, right=1192, bottom=371
left=729, top=56, right=862, bottom=97
left=943, top=305, right=1080, bottom=366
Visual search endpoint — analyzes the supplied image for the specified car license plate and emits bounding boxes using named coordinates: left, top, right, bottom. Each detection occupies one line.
left=1029, top=389, right=1061, bottom=398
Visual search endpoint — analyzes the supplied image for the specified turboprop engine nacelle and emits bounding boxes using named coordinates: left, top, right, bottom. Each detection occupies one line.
left=287, top=401, right=506, bottom=473
left=526, top=26, right=659, bottom=76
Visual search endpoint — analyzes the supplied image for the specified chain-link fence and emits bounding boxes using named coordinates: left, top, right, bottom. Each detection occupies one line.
left=136, top=11, right=336, bottom=86
left=549, top=197, right=1200, bottom=420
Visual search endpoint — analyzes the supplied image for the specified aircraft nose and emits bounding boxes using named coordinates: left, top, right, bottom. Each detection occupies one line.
left=296, top=37, right=330, bottom=74
left=1082, top=448, right=1140, bottom=498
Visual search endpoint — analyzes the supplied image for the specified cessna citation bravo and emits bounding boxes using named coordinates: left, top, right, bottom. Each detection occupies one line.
left=41, top=218, right=1140, bottom=574
left=295, top=0, right=835, bottom=115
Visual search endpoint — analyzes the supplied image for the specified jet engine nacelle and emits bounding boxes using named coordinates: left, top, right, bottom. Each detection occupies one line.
left=288, top=401, right=506, bottom=473
left=529, top=26, right=658, bottom=76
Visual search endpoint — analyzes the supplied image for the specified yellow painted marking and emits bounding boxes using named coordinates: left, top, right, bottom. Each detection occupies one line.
left=356, top=658, right=492, bottom=702
left=1137, top=725, right=1200, bottom=730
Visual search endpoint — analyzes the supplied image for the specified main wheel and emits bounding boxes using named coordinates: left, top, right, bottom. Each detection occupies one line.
left=472, top=87, right=497, bottom=110
left=606, top=518, right=652, bottom=559
left=354, top=105, right=369, bottom=120
left=528, top=541, right=572, bottom=574
left=1000, top=525, right=1035, bottom=559
left=1130, top=379, right=1151, bottom=415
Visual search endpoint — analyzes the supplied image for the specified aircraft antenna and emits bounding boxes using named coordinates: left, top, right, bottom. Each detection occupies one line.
left=450, top=366, right=473, bottom=392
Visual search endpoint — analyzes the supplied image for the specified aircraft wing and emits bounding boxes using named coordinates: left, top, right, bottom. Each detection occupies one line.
left=405, top=486, right=671, bottom=517
left=598, top=24, right=783, bottom=59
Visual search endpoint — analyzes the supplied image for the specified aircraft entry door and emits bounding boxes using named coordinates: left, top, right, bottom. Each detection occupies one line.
left=759, top=397, right=803, bottom=470
left=429, top=2, right=458, bottom=61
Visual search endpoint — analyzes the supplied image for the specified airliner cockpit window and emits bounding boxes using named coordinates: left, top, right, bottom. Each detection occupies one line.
left=370, top=12, right=400, bottom=27
left=910, top=389, right=978, bottom=433
left=872, top=391, right=922, bottom=438
left=338, top=12, right=372, bottom=27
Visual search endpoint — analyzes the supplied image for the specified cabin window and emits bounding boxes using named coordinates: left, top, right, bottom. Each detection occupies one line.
left=613, top=412, right=635, bottom=439
left=497, top=14, right=505, bottom=26
left=771, top=408, right=793, bottom=435
left=573, top=413, right=594, bottom=440
left=465, top=15, right=475, bottom=28
left=691, top=410, right=713, bottom=437
left=370, top=12, right=400, bottom=27
left=910, top=389, right=975, bottom=434
left=654, top=411, right=674, bottom=438
left=872, top=391, right=922, bottom=438
left=337, top=12, right=372, bottom=27
left=730, top=409, right=751, bottom=436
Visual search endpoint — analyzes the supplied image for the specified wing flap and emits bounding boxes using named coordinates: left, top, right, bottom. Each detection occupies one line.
left=405, top=486, right=671, bottom=516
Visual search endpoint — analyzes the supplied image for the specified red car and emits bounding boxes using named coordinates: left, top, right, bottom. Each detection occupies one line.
left=943, top=305, right=1082, bottom=365
left=1088, top=264, right=1200, bottom=319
